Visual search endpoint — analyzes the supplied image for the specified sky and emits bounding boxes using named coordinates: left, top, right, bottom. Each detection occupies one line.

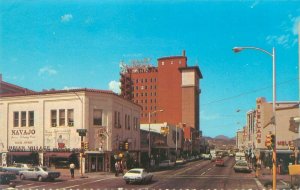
left=1, top=0, right=300, bottom=138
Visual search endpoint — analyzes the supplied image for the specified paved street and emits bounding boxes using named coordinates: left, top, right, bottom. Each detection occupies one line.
left=1, top=157, right=292, bottom=190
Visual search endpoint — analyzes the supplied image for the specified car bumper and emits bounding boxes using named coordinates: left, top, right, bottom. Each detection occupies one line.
left=123, top=178, right=143, bottom=183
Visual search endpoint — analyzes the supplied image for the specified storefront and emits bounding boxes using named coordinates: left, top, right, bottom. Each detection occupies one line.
left=85, top=151, right=111, bottom=172
left=44, top=152, right=79, bottom=169
left=7, top=151, right=39, bottom=165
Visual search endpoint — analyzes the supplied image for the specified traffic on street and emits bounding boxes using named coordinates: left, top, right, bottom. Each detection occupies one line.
left=1, top=156, right=290, bottom=190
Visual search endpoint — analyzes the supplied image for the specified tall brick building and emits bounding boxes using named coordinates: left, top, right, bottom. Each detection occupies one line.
left=120, top=51, right=203, bottom=132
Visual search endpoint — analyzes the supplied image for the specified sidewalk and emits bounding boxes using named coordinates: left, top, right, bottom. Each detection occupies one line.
left=255, top=167, right=299, bottom=189
left=55, top=169, right=115, bottom=180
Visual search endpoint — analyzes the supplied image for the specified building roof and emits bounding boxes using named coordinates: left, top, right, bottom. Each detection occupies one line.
left=157, top=55, right=186, bottom=61
left=178, top=66, right=203, bottom=79
left=0, top=80, right=35, bottom=94
left=0, top=88, right=142, bottom=108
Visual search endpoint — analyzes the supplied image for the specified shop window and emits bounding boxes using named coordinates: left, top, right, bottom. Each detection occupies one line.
left=93, top=109, right=102, bottom=126
left=21, top=111, right=26, bottom=127
left=67, top=109, right=74, bottom=126
left=59, top=109, right=65, bottom=126
left=28, top=111, right=34, bottom=127
left=13, top=112, right=19, bottom=127
left=51, top=110, right=57, bottom=127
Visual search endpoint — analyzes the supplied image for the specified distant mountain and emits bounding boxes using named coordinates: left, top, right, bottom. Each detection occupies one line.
left=214, top=135, right=230, bottom=140
left=204, top=135, right=236, bottom=150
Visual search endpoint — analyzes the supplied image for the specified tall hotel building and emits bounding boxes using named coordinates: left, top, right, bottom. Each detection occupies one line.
left=120, top=51, right=203, bottom=132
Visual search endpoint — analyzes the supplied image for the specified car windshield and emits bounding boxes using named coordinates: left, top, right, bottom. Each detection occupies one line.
left=128, top=170, right=141, bottom=174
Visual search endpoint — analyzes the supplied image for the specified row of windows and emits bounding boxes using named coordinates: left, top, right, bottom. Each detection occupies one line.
left=13, top=111, right=34, bottom=127
left=134, top=99, right=157, bottom=104
left=134, top=85, right=157, bottom=90
left=51, top=109, right=74, bottom=127
left=13, top=109, right=139, bottom=130
left=141, top=112, right=158, bottom=117
left=161, top=60, right=182, bottom=65
left=134, top=78, right=157, bottom=84
left=133, top=92, right=157, bottom=98
left=114, top=111, right=139, bottom=130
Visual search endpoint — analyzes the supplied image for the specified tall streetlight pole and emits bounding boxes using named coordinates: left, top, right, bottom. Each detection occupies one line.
left=233, top=46, right=277, bottom=190
left=148, top=109, right=163, bottom=168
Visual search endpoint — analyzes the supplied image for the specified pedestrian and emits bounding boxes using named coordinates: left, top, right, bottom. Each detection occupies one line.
left=69, top=162, right=75, bottom=178
left=115, top=161, right=119, bottom=177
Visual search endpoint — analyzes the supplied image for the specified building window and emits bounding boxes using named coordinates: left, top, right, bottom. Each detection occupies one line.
left=141, top=93, right=143, bottom=96
left=145, top=79, right=147, bottom=83
left=28, top=111, right=34, bottom=127
left=51, top=110, right=57, bottom=127
left=145, top=99, right=147, bottom=103
left=136, top=93, right=138, bottom=97
left=141, top=79, right=143, bottom=83
left=93, top=109, right=102, bottom=126
left=179, top=60, right=182, bottom=64
left=162, top=61, right=164, bottom=65
left=13, top=112, right=19, bottom=127
left=114, top=111, right=121, bottom=128
left=125, top=114, right=130, bottom=130
left=136, top=79, right=138, bottom=83
left=136, top=86, right=138, bottom=90
left=59, top=109, right=65, bottom=126
left=127, top=115, right=131, bottom=130
left=171, top=61, right=173, bottom=64
left=145, top=93, right=147, bottom=96
left=21, top=111, right=26, bottom=127
left=67, top=109, right=74, bottom=126
left=134, top=117, right=139, bottom=130
left=145, top=86, right=147, bottom=90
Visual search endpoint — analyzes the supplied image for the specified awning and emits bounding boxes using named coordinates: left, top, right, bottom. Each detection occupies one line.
left=85, top=151, right=104, bottom=154
left=7, top=152, right=36, bottom=156
left=44, top=152, right=74, bottom=158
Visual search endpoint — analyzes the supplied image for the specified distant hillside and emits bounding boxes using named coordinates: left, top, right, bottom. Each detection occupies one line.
left=204, top=135, right=236, bottom=150
left=214, top=135, right=230, bottom=140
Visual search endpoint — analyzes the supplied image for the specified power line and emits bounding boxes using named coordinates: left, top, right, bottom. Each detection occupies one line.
left=201, top=78, right=298, bottom=106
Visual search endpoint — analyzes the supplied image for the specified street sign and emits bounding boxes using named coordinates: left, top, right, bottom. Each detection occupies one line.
left=77, top=129, right=87, bottom=136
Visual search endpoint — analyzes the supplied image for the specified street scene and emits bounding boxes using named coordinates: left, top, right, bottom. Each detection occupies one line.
left=0, top=156, right=293, bottom=190
left=1, top=1, right=300, bottom=190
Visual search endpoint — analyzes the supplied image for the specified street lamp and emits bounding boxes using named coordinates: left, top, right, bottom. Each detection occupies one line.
left=233, top=46, right=277, bottom=190
left=148, top=109, right=163, bottom=168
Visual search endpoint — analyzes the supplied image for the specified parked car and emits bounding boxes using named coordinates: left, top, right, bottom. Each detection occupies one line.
left=201, top=154, right=212, bottom=160
left=2, top=163, right=32, bottom=175
left=233, top=160, right=251, bottom=173
left=158, top=160, right=175, bottom=168
left=215, top=157, right=225, bottom=166
left=0, top=168, right=17, bottom=184
left=175, top=158, right=187, bottom=165
left=123, top=168, right=153, bottom=184
left=19, top=166, right=60, bottom=182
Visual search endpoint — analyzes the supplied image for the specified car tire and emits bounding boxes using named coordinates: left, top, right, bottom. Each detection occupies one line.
left=20, top=174, right=25, bottom=180
left=38, top=176, right=43, bottom=182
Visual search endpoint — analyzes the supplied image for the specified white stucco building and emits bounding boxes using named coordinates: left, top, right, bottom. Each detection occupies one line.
left=0, top=88, right=141, bottom=173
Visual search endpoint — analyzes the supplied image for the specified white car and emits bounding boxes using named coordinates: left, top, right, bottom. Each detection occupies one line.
left=19, top=166, right=60, bottom=182
left=123, top=168, right=153, bottom=184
